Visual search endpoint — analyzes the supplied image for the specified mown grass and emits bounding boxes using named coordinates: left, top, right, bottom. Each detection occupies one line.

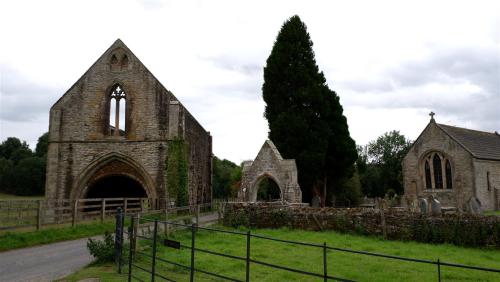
left=484, top=210, right=500, bottom=216
left=0, top=192, right=44, bottom=200
left=63, top=226, right=500, bottom=281
left=0, top=219, right=116, bottom=252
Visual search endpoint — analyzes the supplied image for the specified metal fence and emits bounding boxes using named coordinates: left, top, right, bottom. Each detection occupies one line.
left=115, top=210, right=500, bottom=282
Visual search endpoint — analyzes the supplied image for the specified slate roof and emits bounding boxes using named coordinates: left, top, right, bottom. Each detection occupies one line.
left=437, top=123, right=500, bottom=161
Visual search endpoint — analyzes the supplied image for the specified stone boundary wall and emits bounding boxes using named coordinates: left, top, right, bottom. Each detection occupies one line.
left=222, top=202, right=500, bottom=248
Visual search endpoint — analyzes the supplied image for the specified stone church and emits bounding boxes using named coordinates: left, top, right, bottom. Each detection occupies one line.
left=45, top=39, right=212, bottom=206
left=403, top=115, right=500, bottom=211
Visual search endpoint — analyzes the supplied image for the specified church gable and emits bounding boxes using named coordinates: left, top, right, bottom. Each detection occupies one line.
left=49, top=39, right=183, bottom=142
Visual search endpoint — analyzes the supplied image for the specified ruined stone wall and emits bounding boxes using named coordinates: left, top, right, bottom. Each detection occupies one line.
left=403, top=122, right=474, bottom=210
left=45, top=40, right=212, bottom=204
left=473, top=159, right=500, bottom=211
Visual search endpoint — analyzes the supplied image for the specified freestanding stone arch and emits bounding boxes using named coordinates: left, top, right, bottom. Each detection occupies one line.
left=238, top=140, right=302, bottom=203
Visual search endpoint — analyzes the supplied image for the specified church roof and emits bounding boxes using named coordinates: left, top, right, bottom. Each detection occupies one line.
left=436, top=123, right=500, bottom=161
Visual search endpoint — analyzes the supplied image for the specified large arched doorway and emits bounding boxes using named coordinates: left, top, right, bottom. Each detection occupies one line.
left=256, top=177, right=281, bottom=202
left=86, top=175, right=147, bottom=198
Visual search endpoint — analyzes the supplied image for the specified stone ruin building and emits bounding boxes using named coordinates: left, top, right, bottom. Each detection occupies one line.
left=238, top=140, right=302, bottom=203
left=403, top=114, right=500, bottom=212
left=45, top=39, right=212, bottom=206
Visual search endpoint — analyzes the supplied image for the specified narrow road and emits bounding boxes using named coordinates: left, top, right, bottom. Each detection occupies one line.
left=0, top=212, right=220, bottom=282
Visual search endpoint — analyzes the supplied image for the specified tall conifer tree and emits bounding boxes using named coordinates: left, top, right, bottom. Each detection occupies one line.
left=262, top=15, right=357, bottom=204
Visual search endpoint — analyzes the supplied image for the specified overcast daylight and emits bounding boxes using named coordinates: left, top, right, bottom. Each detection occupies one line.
left=0, top=0, right=499, bottom=164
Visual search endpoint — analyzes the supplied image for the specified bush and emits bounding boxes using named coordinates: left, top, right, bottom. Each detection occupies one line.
left=87, top=232, right=115, bottom=263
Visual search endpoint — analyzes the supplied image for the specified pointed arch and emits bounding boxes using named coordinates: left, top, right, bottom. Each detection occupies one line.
left=108, top=83, right=127, bottom=136
left=425, top=160, right=432, bottom=189
left=71, top=152, right=156, bottom=200
left=445, top=160, right=453, bottom=189
left=433, top=154, right=443, bottom=189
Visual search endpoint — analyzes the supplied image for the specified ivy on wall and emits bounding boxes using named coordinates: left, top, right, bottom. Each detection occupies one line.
left=165, top=138, right=189, bottom=206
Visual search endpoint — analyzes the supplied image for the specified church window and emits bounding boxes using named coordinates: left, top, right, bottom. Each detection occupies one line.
left=433, top=154, right=443, bottom=189
left=423, top=152, right=453, bottom=190
left=121, top=55, right=129, bottom=68
left=445, top=160, right=453, bottom=189
left=109, top=84, right=126, bottom=136
left=425, top=161, right=432, bottom=189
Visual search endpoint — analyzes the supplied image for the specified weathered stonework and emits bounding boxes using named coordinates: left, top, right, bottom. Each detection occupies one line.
left=403, top=119, right=500, bottom=211
left=238, top=140, right=302, bottom=203
left=45, top=39, right=212, bottom=205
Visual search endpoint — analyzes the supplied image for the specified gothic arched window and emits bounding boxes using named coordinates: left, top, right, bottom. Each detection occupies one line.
left=422, top=152, right=453, bottom=190
left=433, top=154, right=443, bottom=189
left=109, top=84, right=126, bottom=136
left=425, top=161, right=432, bottom=189
left=445, top=160, right=453, bottom=189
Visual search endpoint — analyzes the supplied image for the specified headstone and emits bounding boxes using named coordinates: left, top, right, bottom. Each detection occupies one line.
left=430, top=196, right=442, bottom=216
left=418, top=198, right=428, bottom=215
left=467, top=197, right=482, bottom=214
left=311, top=195, right=321, bottom=208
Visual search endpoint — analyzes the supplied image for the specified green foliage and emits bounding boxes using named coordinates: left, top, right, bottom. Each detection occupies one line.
left=87, top=232, right=115, bottom=263
left=331, top=169, right=362, bottom=207
left=262, top=15, right=357, bottom=204
left=256, top=178, right=281, bottom=201
left=358, top=131, right=412, bottom=197
left=166, top=138, right=189, bottom=206
left=212, top=156, right=242, bottom=199
left=0, top=133, right=48, bottom=196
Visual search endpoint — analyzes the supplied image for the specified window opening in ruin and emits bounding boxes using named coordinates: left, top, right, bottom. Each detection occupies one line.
left=257, top=177, right=281, bottom=202
left=487, top=171, right=491, bottom=191
left=425, top=160, right=432, bottom=189
left=109, top=85, right=126, bottom=136
left=86, top=175, right=146, bottom=199
left=433, top=154, right=443, bottom=189
left=445, top=160, right=453, bottom=189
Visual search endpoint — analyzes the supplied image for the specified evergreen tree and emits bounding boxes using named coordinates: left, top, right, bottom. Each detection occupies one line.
left=263, top=15, right=357, bottom=205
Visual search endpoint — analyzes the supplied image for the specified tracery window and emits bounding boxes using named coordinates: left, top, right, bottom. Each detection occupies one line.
left=109, top=84, right=126, bottom=136
left=423, top=152, right=453, bottom=190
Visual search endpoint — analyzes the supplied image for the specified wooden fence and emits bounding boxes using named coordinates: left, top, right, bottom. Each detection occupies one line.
left=0, top=197, right=153, bottom=230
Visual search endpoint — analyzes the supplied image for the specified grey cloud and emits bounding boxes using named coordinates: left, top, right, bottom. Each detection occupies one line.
left=0, top=64, right=61, bottom=122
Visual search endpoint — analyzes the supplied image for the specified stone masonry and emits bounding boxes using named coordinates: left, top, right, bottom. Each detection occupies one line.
left=45, top=39, right=212, bottom=205
left=403, top=117, right=500, bottom=211
left=238, top=140, right=302, bottom=202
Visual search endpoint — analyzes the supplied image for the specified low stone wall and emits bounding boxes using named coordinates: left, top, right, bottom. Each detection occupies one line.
left=223, top=202, right=500, bottom=248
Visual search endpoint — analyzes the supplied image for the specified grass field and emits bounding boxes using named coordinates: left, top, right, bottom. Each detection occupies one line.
left=62, top=226, right=500, bottom=282
left=0, top=192, right=44, bottom=200
left=484, top=210, right=500, bottom=216
left=0, top=219, right=116, bottom=252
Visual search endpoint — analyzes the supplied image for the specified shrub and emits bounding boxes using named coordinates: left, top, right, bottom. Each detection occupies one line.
left=87, top=232, right=115, bottom=263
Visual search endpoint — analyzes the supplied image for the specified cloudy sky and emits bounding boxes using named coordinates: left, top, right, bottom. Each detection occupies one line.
left=0, top=0, right=499, bottom=163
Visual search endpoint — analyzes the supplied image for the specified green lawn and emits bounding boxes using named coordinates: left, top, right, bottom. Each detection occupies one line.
left=0, top=219, right=116, bottom=252
left=484, top=210, right=500, bottom=216
left=62, top=226, right=500, bottom=282
left=0, top=192, right=44, bottom=200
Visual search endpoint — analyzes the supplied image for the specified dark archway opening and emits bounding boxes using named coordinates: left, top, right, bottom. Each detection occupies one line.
left=257, top=177, right=281, bottom=202
left=86, top=175, right=147, bottom=198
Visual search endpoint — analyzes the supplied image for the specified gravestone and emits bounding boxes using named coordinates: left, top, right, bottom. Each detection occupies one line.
left=430, top=196, right=442, bottom=216
left=311, top=196, right=321, bottom=208
left=418, top=198, right=428, bottom=215
left=467, top=197, right=482, bottom=214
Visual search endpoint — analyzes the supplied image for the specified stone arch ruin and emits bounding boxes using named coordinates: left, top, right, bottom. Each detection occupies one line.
left=238, top=140, right=302, bottom=203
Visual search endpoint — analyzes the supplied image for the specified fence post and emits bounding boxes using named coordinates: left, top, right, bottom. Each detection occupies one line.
left=164, top=207, right=170, bottom=237
left=323, top=242, right=327, bottom=282
left=72, top=200, right=78, bottom=227
left=115, top=208, right=123, bottom=273
left=36, top=200, right=42, bottom=230
left=151, top=220, right=158, bottom=282
left=101, top=198, right=106, bottom=223
left=128, top=215, right=135, bottom=282
left=190, top=223, right=196, bottom=282
left=437, top=259, right=441, bottom=282
left=246, top=231, right=251, bottom=282
left=123, top=198, right=128, bottom=215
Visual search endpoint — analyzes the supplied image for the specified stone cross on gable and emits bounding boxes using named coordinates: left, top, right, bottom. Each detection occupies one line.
left=429, top=111, right=435, bottom=121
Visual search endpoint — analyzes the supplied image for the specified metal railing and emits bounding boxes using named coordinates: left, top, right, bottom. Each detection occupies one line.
left=114, top=208, right=500, bottom=282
